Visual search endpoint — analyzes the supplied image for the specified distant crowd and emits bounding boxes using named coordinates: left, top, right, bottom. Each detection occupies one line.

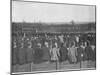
left=12, top=32, right=96, bottom=66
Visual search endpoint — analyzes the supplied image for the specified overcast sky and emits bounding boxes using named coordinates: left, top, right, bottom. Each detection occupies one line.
left=12, top=1, right=95, bottom=23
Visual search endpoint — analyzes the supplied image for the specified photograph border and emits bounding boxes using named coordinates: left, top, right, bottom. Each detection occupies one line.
left=10, top=0, right=96, bottom=74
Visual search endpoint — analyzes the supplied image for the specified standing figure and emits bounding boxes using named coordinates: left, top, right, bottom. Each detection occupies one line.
left=50, top=43, right=60, bottom=62
left=26, top=40, right=34, bottom=63
left=85, top=41, right=93, bottom=61
left=59, top=43, right=68, bottom=62
left=91, top=42, right=96, bottom=61
left=17, top=39, right=26, bottom=65
left=12, top=39, right=18, bottom=65
left=77, top=42, right=85, bottom=63
left=34, top=43, right=43, bottom=64
left=68, top=42, right=77, bottom=63
left=42, top=41, right=51, bottom=63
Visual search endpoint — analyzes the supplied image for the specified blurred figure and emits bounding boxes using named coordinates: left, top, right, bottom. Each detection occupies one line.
left=59, top=43, right=68, bottom=63
left=68, top=42, right=77, bottom=64
left=85, top=41, right=94, bottom=61
left=34, top=43, right=43, bottom=64
left=91, top=45, right=96, bottom=61
left=58, top=35, right=64, bottom=45
left=90, top=40, right=96, bottom=61
left=12, top=39, right=18, bottom=65
left=42, top=41, right=51, bottom=63
left=77, top=42, right=85, bottom=63
left=17, top=38, right=26, bottom=65
left=26, top=40, right=34, bottom=63
left=50, top=43, right=60, bottom=62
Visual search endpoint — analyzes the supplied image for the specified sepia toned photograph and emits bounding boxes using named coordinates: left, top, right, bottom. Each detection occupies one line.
left=11, top=0, right=96, bottom=74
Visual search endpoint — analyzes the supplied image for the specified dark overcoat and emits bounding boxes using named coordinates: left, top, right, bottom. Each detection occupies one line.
left=59, top=46, right=68, bottom=62
left=42, top=47, right=50, bottom=61
left=85, top=46, right=93, bottom=60
left=17, top=48, right=26, bottom=65
left=77, top=47, right=86, bottom=62
left=12, top=48, right=18, bottom=65
left=34, top=47, right=43, bottom=64
left=26, top=48, right=34, bottom=63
